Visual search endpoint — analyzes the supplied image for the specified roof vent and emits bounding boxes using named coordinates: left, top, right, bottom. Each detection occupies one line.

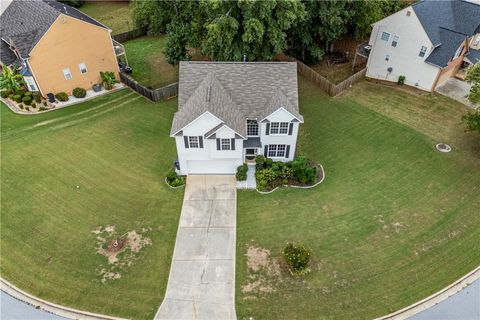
left=205, top=86, right=211, bottom=102
left=63, top=5, right=68, bottom=14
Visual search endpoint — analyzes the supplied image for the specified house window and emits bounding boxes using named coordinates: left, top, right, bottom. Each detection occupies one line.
left=419, top=46, right=427, bottom=58
left=221, top=138, right=231, bottom=150
left=385, top=54, right=390, bottom=61
left=453, top=46, right=464, bottom=59
left=188, top=136, right=199, bottom=148
left=24, top=77, right=38, bottom=91
left=247, top=119, right=258, bottom=136
left=78, top=63, right=87, bottom=74
left=391, top=35, right=399, bottom=47
left=63, top=68, right=72, bottom=80
left=270, top=122, right=289, bottom=135
left=381, top=32, right=390, bottom=42
left=268, top=144, right=287, bottom=157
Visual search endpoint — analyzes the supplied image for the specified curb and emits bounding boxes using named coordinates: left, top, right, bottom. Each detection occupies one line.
left=1, top=278, right=128, bottom=320
left=256, top=164, right=326, bottom=194
left=374, top=266, right=480, bottom=320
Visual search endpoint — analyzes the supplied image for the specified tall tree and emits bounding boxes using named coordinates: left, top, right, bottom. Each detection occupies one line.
left=465, top=63, right=480, bottom=104
left=316, top=0, right=352, bottom=53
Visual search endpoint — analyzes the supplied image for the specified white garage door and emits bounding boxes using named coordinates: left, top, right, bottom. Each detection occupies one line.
left=187, top=160, right=236, bottom=174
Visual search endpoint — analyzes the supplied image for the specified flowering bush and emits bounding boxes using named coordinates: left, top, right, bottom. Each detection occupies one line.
left=282, top=242, right=311, bottom=275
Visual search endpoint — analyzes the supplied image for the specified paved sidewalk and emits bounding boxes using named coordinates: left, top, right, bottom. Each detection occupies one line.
left=155, top=175, right=237, bottom=320
left=236, top=164, right=256, bottom=189
left=436, top=78, right=478, bottom=109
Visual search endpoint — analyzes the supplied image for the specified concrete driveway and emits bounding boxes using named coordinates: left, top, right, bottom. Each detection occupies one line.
left=435, top=78, right=478, bottom=108
left=155, top=175, right=237, bottom=320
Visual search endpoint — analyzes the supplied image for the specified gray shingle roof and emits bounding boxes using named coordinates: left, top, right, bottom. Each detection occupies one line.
left=466, top=48, right=480, bottom=64
left=412, top=0, right=480, bottom=68
left=0, top=0, right=108, bottom=60
left=171, top=62, right=302, bottom=137
left=0, top=40, right=19, bottom=65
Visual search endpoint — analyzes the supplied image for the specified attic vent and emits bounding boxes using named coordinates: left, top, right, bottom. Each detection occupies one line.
left=406, top=10, right=411, bottom=16
left=205, top=86, right=211, bottom=102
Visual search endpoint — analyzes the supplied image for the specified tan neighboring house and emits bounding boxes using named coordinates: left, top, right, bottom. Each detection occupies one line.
left=0, top=0, right=125, bottom=96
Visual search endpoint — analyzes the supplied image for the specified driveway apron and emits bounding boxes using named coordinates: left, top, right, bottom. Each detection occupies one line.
left=156, top=175, right=237, bottom=320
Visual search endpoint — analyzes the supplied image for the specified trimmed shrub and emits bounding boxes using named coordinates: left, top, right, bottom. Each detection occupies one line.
left=13, top=94, right=22, bottom=103
left=15, top=89, right=26, bottom=96
left=24, top=91, right=32, bottom=97
left=0, top=91, right=8, bottom=98
left=31, top=102, right=36, bottom=108
left=55, top=92, right=69, bottom=102
left=166, top=170, right=185, bottom=187
left=236, top=164, right=248, bottom=181
left=72, top=87, right=86, bottom=98
left=32, top=92, right=42, bottom=103
left=18, top=104, right=23, bottom=109
left=282, top=242, right=311, bottom=275
left=25, top=106, right=30, bottom=111
left=39, top=106, right=48, bottom=111
left=22, top=96, right=32, bottom=105
left=291, top=157, right=317, bottom=185
left=398, top=75, right=406, bottom=85
left=43, top=101, right=48, bottom=106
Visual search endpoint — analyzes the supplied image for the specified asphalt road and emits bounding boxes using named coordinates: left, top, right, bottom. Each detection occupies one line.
left=0, top=291, right=66, bottom=320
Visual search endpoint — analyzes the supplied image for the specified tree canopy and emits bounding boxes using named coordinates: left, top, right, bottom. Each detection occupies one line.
left=132, top=0, right=407, bottom=65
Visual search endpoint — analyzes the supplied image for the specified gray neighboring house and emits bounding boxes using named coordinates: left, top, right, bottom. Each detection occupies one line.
left=366, top=0, right=480, bottom=92
left=171, top=62, right=303, bottom=175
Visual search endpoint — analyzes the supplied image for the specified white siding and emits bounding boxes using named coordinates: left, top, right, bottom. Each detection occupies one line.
left=175, top=112, right=243, bottom=175
left=260, top=108, right=299, bottom=162
left=366, top=6, right=440, bottom=91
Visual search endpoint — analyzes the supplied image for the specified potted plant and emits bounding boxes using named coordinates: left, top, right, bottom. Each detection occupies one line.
left=92, top=83, right=102, bottom=92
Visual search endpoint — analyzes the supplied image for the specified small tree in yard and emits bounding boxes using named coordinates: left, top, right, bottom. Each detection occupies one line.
left=462, top=111, right=480, bottom=133
left=466, top=63, right=480, bottom=104
left=283, top=242, right=311, bottom=275
left=0, top=64, right=24, bottom=93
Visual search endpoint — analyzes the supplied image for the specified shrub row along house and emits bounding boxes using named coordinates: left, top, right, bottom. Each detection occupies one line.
left=171, top=62, right=303, bottom=175
left=366, top=0, right=480, bottom=92
left=0, top=0, right=122, bottom=97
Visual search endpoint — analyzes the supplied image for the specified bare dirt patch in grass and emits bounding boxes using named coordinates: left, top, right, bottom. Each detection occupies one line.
left=242, top=245, right=282, bottom=298
left=93, top=225, right=152, bottom=283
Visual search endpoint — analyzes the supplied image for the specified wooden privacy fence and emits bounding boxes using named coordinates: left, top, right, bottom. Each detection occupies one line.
left=120, top=72, right=178, bottom=102
left=279, top=55, right=366, bottom=96
left=112, top=27, right=147, bottom=43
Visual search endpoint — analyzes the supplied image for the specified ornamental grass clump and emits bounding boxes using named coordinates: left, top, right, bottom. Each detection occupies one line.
left=236, top=163, right=248, bottom=181
left=166, top=170, right=185, bottom=187
left=282, top=242, right=311, bottom=275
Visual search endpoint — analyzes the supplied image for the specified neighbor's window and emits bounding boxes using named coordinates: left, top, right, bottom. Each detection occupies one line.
left=381, top=32, right=390, bottom=42
left=268, top=144, right=287, bottom=157
left=188, top=136, right=199, bottom=148
left=63, top=68, right=72, bottom=80
left=78, top=63, right=87, bottom=74
left=270, top=122, right=289, bottom=135
left=419, top=46, right=427, bottom=57
left=247, top=119, right=259, bottom=136
left=221, top=138, right=231, bottom=150
left=392, top=35, right=399, bottom=47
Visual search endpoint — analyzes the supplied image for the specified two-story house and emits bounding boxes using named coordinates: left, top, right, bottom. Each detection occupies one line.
left=0, top=0, right=123, bottom=96
left=170, top=62, right=303, bottom=175
left=366, top=0, right=480, bottom=92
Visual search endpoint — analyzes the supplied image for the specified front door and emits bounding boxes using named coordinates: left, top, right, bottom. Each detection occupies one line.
left=245, top=148, right=257, bottom=162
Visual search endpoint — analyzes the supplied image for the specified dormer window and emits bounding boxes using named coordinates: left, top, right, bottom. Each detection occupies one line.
left=246, top=119, right=258, bottom=136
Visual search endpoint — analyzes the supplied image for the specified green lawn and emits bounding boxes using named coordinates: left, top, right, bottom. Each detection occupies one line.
left=236, top=79, right=480, bottom=319
left=0, top=89, right=183, bottom=319
left=79, top=1, right=133, bottom=35
left=124, top=36, right=179, bottom=89
left=1, top=78, right=479, bottom=320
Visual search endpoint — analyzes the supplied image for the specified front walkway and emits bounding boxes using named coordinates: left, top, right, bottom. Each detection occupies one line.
left=156, top=175, right=237, bottom=320
left=435, top=78, right=478, bottom=109
left=236, top=164, right=256, bottom=189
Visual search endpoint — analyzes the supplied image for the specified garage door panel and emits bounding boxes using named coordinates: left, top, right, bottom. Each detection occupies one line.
left=187, top=160, right=235, bottom=174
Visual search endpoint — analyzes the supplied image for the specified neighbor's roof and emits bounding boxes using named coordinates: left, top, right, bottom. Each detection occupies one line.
left=0, top=0, right=108, bottom=61
left=466, top=48, right=480, bottom=64
left=412, top=0, right=480, bottom=67
left=171, top=62, right=302, bottom=137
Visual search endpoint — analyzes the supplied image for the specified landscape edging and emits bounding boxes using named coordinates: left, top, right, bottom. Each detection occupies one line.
left=256, top=164, right=325, bottom=194
left=1, top=277, right=128, bottom=320
left=374, top=266, right=480, bottom=320
left=164, top=177, right=185, bottom=189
